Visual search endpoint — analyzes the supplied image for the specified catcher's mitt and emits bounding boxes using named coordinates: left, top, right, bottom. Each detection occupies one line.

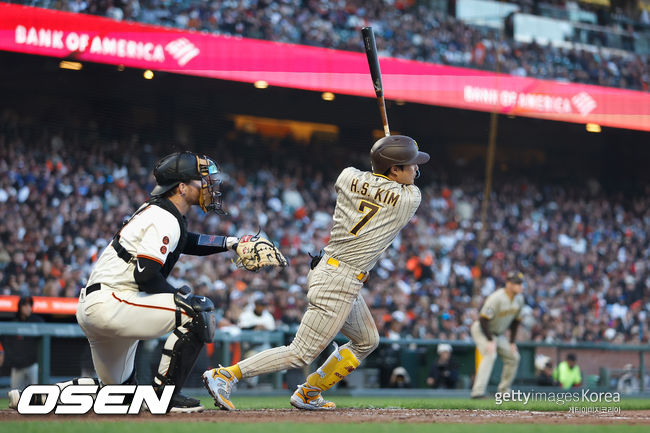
left=235, top=234, right=288, bottom=271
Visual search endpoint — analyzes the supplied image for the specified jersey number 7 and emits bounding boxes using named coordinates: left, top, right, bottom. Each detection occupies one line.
left=350, top=200, right=381, bottom=236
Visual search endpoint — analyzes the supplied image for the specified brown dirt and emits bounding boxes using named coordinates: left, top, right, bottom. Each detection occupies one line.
left=2, top=409, right=650, bottom=424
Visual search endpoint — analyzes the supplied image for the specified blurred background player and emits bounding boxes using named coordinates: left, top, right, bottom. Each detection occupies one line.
left=470, top=271, right=524, bottom=398
left=203, top=135, right=429, bottom=410
left=426, top=343, right=459, bottom=389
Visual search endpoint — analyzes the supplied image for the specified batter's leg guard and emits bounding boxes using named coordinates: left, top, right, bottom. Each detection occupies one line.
left=306, top=342, right=360, bottom=392
left=290, top=343, right=359, bottom=411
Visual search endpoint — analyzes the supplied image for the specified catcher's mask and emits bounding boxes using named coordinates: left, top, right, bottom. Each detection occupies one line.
left=151, top=151, right=225, bottom=214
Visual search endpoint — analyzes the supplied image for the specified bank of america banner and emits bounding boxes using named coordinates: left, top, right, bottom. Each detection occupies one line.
left=1, top=3, right=649, bottom=131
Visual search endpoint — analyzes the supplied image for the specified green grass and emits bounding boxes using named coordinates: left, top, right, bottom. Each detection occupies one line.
left=2, top=395, right=648, bottom=412
left=1, top=394, right=647, bottom=433
left=0, top=423, right=649, bottom=433
left=202, top=395, right=649, bottom=412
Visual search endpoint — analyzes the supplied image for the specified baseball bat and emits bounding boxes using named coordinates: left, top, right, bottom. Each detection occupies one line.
left=361, top=26, right=390, bottom=136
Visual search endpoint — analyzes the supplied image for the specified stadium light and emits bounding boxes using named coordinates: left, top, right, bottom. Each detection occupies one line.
left=117, top=65, right=125, bottom=72
left=254, top=80, right=269, bottom=89
left=395, top=100, right=406, bottom=106
left=143, top=70, right=154, bottom=80
left=59, top=61, right=82, bottom=71
left=322, top=92, right=335, bottom=101
left=586, top=123, right=601, bottom=133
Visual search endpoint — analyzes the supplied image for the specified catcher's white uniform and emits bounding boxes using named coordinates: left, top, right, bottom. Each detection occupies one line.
left=77, top=203, right=189, bottom=385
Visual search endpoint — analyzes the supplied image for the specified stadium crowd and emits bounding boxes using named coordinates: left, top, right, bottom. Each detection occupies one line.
left=0, top=111, right=648, bottom=346
left=10, top=0, right=650, bottom=91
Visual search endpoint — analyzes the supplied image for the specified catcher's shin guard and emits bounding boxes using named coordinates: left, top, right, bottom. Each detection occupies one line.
left=154, top=293, right=215, bottom=411
left=306, top=343, right=360, bottom=391
left=154, top=328, right=203, bottom=404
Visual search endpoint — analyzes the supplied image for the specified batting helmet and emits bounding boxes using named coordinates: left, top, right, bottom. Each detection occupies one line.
left=370, top=135, right=430, bottom=175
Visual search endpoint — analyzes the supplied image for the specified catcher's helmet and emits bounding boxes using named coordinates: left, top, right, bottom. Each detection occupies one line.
left=370, top=135, right=430, bottom=175
left=151, top=151, right=224, bottom=213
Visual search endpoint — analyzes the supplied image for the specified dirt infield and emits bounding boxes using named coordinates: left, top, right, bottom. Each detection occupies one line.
left=2, top=409, right=650, bottom=424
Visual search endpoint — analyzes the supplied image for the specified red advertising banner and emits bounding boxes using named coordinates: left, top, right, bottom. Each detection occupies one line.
left=1, top=3, right=649, bottom=131
left=0, top=295, right=78, bottom=315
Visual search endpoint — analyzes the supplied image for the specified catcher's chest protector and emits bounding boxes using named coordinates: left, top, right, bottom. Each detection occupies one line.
left=149, top=197, right=188, bottom=277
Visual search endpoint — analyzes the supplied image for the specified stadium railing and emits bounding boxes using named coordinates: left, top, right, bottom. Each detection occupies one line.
left=0, top=322, right=647, bottom=392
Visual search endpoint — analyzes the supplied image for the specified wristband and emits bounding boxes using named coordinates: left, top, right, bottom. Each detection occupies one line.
left=226, top=237, right=239, bottom=250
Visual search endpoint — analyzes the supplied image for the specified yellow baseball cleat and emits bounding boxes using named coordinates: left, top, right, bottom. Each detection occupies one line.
left=290, top=384, right=336, bottom=410
left=202, top=366, right=238, bottom=411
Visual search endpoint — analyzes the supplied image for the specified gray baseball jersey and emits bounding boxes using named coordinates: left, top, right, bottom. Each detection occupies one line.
left=324, top=167, right=421, bottom=271
left=237, top=167, right=422, bottom=377
left=471, top=288, right=523, bottom=396
left=479, top=288, right=524, bottom=336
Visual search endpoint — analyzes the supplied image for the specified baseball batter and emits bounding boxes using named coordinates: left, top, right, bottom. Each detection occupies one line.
left=470, top=271, right=525, bottom=398
left=203, top=135, right=429, bottom=410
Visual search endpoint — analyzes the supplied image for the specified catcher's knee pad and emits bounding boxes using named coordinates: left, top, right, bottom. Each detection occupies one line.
left=306, top=342, right=360, bottom=391
left=154, top=292, right=215, bottom=396
left=174, top=291, right=217, bottom=342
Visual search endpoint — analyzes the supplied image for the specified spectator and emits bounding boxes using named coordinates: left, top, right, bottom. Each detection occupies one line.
left=426, top=343, right=459, bottom=389
left=237, top=297, right=277, bottom=388
left=237, top=298, right=276, bottom=331
left=2, top=296, right=44, bottom=390
left=388, top=366, right=412, bottom=388
left=536, top=360, right=558, bottom=387
left=12, top=0, right=650, bottom=92
left=616, top=363, right=640, bottom=394
left=0, top=110, right=649, bottom=350
left=553, top=353, right=582, bottom=389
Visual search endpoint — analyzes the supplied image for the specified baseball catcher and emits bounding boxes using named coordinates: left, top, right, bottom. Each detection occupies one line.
left=7, top=151, right=287, bottom=414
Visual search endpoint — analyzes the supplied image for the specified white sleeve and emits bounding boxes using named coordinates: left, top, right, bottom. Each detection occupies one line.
left=336, top=167, right=355, bottom=191
left=136, top=210, right=181, bottom=265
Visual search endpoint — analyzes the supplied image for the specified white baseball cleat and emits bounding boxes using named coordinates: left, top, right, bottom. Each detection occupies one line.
left=8, top=389, right=20, bottom=410
left=202, top=366, right=238, bottom=411
left=290, top=384, right=336, bottom=410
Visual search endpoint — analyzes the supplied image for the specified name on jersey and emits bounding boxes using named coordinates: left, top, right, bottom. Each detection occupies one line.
left=350, top=178, right=400, bottom=206
left=496, top=308, right=519, bottom=318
